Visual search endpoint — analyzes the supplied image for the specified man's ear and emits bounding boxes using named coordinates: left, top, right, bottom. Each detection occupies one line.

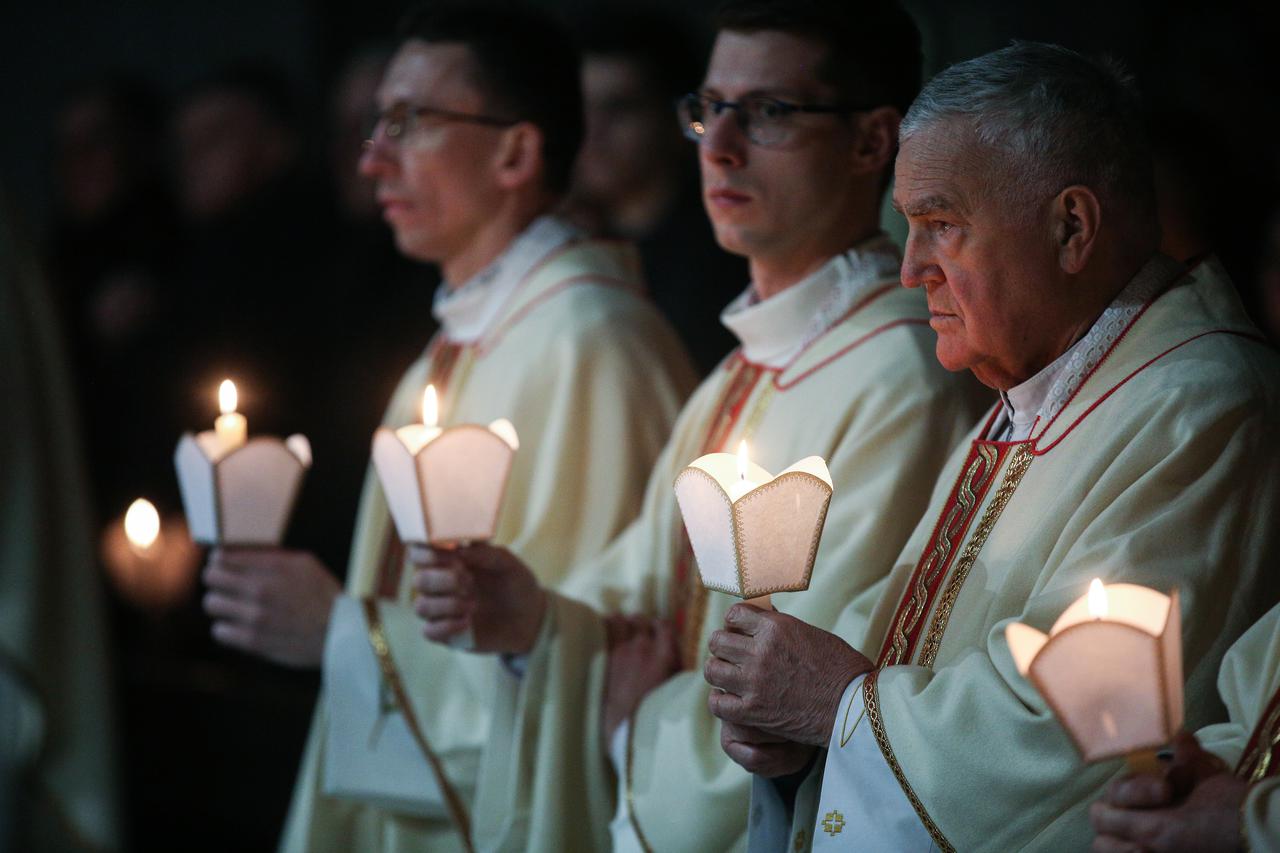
left=1053, top=185, right=1102, bottom=275
left=851, top=106, right=900, bottom=176
left=493, top=122, right=544, bottom=191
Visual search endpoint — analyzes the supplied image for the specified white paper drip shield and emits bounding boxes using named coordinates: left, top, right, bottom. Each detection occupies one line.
left=174, top=432, right=312, bottom=545
left=674, top=453, right=833, bottom=599
left=1006, top=583, right=1183, bottom=763
left=371, top=419, right=518, bottom=546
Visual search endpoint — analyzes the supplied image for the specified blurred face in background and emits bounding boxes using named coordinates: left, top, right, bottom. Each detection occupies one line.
left=330, top=55, right=386, bottom=222
left=359, top=40, right=512, bottom=264
left=574, top=54, right=683, bottom=210
left=174, top=91, right=295, bottom=221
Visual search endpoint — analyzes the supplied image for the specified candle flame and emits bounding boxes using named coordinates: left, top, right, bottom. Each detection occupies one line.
left=219, top=379, right=238, bottom=415
left=1088, top=578, right=1108, bottom=619
left=737, top=439, right=749, bottom=482
left=124, top=498, right=161, bottom=549
left=422, top=384, right=439, bottom=428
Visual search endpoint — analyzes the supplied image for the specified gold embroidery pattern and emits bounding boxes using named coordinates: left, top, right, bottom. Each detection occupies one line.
left=883, top=445, right=1000, bottom=667
left=793, top=829, right=807, bottom=850
left=1237, top=689, right=1280, bottom=782
left=821, top=811, right=846, bottom=836
left=362, top=599, right=474, bottom=852
left=863, top=673, right=955, bottom=852
left=918, top=444, right=1034, bottom=669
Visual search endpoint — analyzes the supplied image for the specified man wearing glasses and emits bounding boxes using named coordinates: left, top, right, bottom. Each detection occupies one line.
left=201, top=3, right=697, bottom=851
left=411, top=1, right=988, bottom=850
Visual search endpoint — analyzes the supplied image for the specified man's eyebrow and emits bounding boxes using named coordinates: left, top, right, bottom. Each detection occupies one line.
left=898, top=195, right=961, bottom=217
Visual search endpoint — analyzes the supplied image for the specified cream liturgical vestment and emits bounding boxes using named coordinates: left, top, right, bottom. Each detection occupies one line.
left=0, top=204, right=120, bottom=851
left=470, top=237, right=991, bottom=853
left=279, top=217, right=697, bottom=853
left=1198, top=602, right=1280, bottom=851
left=784, top=255, right=1280, bottom=852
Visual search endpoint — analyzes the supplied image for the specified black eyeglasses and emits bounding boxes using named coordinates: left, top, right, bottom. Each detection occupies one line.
left=676, top=92, right=862, bottom=147
left=365, top=102, right=519, bottom=146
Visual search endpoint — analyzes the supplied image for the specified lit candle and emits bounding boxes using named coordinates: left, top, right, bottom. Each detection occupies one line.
left=1088, top=578, right=1108, bottom=620
left=215, top=379, right=247, bottom=450
left=396, top=384, right=445, bottom=454
left=124, top=497, right=161, bottom=556
left=728, top=440, right=758, bottom=501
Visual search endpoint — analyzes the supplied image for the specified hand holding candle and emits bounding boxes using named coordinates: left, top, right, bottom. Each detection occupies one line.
left=1005, top=579, right=1183, bottom=769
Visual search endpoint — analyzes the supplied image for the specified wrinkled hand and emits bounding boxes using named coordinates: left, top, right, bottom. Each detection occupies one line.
left=410, top=543, right=547, bottom=654
left=704, top=604, right=872, bottom=746
left=602, top=615, right=679, bottom=751
left=1089, top=731, right=1246, bottom=853
left=720, top=720, right=816, bottom=778
left=202, top=547, right=340, bottom=668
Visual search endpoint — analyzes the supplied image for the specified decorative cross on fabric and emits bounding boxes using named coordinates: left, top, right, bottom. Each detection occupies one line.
left=822, top=810, right=846, bottom=836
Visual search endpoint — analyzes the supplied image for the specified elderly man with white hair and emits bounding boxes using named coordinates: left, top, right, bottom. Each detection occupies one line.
left=705, top=41, right=1280, bottom=851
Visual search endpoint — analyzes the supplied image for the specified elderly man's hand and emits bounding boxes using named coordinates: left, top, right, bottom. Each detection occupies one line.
left=202, top=547, right=340, bottom=668
left=409, top=543, right=547, bottom=654
left=602, top=615, right=679, bottom=751
left=720, top=720, right=816, bottom=778
left=704, top=604, right=872, bottom=746
left=1089, top=731, right=1246, bottom=853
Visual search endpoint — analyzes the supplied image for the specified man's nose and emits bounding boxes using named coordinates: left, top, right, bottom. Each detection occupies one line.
left=700, top=109, right=748, bottom=169
left=358, top=134, right=395, bottom=178
left=900, top=231, right=945, bottom=289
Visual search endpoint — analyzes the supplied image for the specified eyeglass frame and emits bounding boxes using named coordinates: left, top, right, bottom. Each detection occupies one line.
left=364, top=102, right=520, bottom=148
left=675, top=92, right=869, bottom=148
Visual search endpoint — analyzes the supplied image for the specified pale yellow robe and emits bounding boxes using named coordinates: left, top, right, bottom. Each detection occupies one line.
left=279, top=218, right=697, bottom=852
left=1199, top=602, right=1280, bottom=851
left=0, top=204, right=120, bottom=850
left=798, top=255, right=1280, bottom=852
left=471, top=240, right=991, bottom=852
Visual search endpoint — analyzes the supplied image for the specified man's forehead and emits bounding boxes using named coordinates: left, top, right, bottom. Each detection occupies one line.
left=376, top=41, right=480, bottom=106
left=893, top=128, right=980, bottom=215
left=701, top=29, right=833, bottom=98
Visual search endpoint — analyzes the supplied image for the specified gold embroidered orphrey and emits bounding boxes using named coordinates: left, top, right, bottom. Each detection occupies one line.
left=880, top=443, right=1003, bottom=668
left=821, top=810, right=846, bottom=836
left=1237, top=687, right=1280, bottom=783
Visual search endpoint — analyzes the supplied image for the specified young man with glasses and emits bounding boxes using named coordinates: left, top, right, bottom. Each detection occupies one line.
left=411, top=2, right=989, bottom=849
left=200, top=4, right=697, bottom=851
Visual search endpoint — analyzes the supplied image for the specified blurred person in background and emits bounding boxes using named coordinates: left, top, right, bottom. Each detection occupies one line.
left=46, top=76, right=180, bottom=529
left=568, top=7, right=745, bottom=374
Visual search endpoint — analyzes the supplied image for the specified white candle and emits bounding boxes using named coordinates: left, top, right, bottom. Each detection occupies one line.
left=215, top=379, right=247, bottom=450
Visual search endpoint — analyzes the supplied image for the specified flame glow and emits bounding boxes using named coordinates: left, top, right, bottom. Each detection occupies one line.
left=1088, top=578, right=1108, bottom=619
left=124, top=498, right=161, bottom=549
left=218, top=379, right=238, bottom=415
left=422, top=384, right=439, bottom=427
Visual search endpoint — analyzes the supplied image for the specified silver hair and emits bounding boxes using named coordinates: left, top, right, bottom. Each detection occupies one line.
left=900, top=41, right=1155, bottom=218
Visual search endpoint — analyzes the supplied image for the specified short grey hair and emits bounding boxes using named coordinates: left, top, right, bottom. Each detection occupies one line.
left=901, top=41, right=1155, bottom=219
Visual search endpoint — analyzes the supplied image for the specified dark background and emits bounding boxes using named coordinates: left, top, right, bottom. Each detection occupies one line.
left=2, top=2, right=1277, bottom=851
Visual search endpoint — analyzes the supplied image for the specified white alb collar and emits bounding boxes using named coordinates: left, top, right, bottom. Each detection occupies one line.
left=720, top=235, right=901, bottom=368
left=432, top=215, right=580, bottom=343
